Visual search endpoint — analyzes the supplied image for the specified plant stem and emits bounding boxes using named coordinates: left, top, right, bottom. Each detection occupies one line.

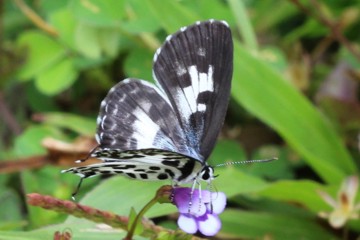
left=13, top=0, right=58, bottom=37
left=125, top=195, right=159, bottom=240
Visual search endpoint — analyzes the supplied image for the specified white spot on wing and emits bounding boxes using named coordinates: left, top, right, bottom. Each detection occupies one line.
left=95, top=133, right=100, bottom=144
left=206, top=66, right=214, bottom=93
left=101, top=115, right=107, bottom=129
left=166, top=34, right=173, bottom=42
left=122, top=78, right=132, bottom=84
left=109, top=122, right=116, bottom=131
left=175, top=61, right=187, bottom=76
left=151, top=72, right=172, bottom=106
left=180, top=26, right=187, bottom=32
left=131, top=107, right=160, bottom=149
left=198, top=104, right=206, bottom=112
left=188, top=65, right=214, bottom=94
left=220, top=20, right=229, bottom=27
left=109, top=86, right=116, bottom=93
left=177, top=65, right=214, bottom=119
left=112, top=107, right=118, bottom=115
left=153, top=48, right=161, bottom=62
left=197, top=48, right=206, bottom=57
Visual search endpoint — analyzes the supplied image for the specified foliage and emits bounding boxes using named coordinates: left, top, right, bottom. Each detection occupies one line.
left=1, top=0, right=360, bottom=239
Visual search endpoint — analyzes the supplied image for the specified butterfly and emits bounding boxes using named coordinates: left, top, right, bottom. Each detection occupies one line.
left=62, top=19, right=233, bottom=190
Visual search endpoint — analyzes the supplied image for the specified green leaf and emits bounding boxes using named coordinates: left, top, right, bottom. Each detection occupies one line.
left=69, top=0, right=125, bottom=27
left=22, top=167, right=68, bottom=228
left=232, top=195, right=315, bottom=218
left=220, top=209, right=338, bottom=240
left=75, top=22, right=102, bottom=59
left=259, top=46, right=288, bottom=72
left=208, top=140, right=247, bottom=166
left=36, top=58, right=77, bottom=95
left=0, top=221, right=27, bottom=231
left=145, top=0, right=200, bottom=33
left=228, top=0, right=258, bottom=51
left=74, top=23, right=119, bottom=59
left=50, top=8, right=77, bottom=49
left=249, top=146, right=295, bottom=179
left=232, top=42, right=356, bottom=183
left=257, top=180, right=330, bottom=213
left=0, top=189, right=23, bottom=230
left=39, top=112, right=96, bottom=136
left=122, top=0, right=161, bottom=33
left=250, top=1, right=297, bottom=33
left=182, top=0, right=235, bottom=26
left=14, top=125, right=61, bottom=157
left=124, top=48, right=153, bottom=82
left=16, top=31, right=65, bottom=80
left=25, top=82, right=58, bottom=112
left=98, top=28, right=120, bottom=57
left=0, top=223, right=130, bottom=240
left=215, top=168, right=268, bottom=196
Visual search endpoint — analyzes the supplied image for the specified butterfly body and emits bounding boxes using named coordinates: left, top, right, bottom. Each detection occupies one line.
left=63, top=20, right=233, bottom=186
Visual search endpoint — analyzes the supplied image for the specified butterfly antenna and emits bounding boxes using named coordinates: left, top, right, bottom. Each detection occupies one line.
left=71, top=177, right=84, bottom=201
left=75, top=145, right=99, bottom=163
left=215, top=157, right=278, bottom=168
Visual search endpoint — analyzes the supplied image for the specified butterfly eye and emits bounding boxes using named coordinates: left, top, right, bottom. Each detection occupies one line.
left=200, top=166, right=214, bottom=181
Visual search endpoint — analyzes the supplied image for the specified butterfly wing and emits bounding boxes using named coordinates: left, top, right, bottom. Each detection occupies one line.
left=63, top=149, right=202, bottom=183
left=96, top=78, right=194, bottom=156
left=64, top=78, right=202, bottom=183
left=153, top=20, right=233, bottom=160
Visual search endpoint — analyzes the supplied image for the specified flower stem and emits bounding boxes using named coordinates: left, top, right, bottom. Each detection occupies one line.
left=125, top=196, right=158, bottom=240
left=125, top=185, right=173, bottom=239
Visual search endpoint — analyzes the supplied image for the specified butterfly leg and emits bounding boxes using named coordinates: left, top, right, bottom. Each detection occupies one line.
left=188, top=180, right=198, bottom=213
left=71, top=177, right=84, bottom=201
left=198, top=181, right=203, bottom=213
left=188, top=179, right=203, bottom=213
left=170, top=181, right=179, bottom=202
left=207, top=182, right=213, bottom=213
left=75, top=145, right=99, bottom=163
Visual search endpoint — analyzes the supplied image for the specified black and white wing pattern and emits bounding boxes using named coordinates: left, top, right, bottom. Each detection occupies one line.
left=153, top=20, right=233, bottom=160
left=62, top=20, right=233, bottom=185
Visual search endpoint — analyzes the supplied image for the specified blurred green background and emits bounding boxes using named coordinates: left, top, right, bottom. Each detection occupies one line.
left=1, top=0, right=360, bottom=239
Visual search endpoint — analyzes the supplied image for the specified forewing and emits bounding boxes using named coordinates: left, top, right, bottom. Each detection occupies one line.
left=96, top=79, right=193, bottom=156
left=153, top=20, right=233, bottom=160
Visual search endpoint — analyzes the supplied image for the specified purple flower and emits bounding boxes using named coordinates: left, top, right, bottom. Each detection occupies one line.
left=172, top=187, right=226, bottom=236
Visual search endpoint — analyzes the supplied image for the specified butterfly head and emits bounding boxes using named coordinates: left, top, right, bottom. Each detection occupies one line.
left=199, top=165, right=215, bottom=182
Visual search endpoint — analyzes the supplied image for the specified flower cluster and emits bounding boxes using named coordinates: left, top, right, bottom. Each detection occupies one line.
left=172, top=187, right=226, bottom=236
